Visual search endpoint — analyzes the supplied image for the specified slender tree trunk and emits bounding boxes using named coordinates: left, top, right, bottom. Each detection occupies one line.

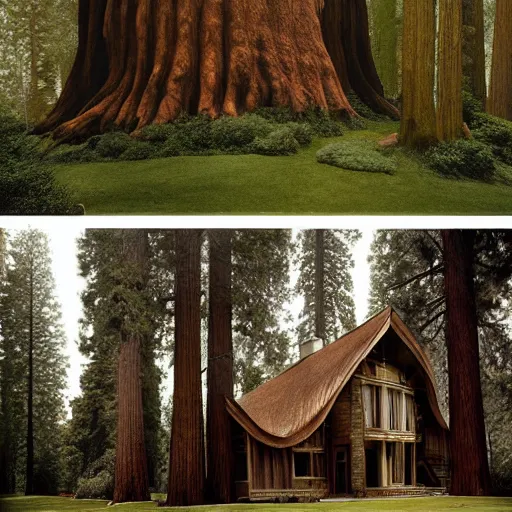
left=113, top=230, right=151, bottom=504
left=207, top=230, right=234, bottom=504
left=315, top=230, right=326, bottom=345
left=437, top=0, right=463, bottom=141
left=321, top=0, right=400, bottom=119
left=441, top=230, right=491, bottom=496
left=462, top=0, right=486, bottom=106
left=166, top=230, right=205, bottom=507
left=487, top=0, right=512, bottom=120
left=25, top=263, right=34, bottom=496
left=35, top=0, right=355, bottom=140
left=400, top=0, right=437, bottom=148
left=369, top=0, right=400, bottom=99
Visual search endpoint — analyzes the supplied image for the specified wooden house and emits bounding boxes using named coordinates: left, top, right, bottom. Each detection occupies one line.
left=226, top=307, right=449, bottom=501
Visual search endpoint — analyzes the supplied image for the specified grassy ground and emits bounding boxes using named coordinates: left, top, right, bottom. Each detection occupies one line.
left=1, top=495, right=512, bottom=512
left=53, top=122, right=512, bottom=215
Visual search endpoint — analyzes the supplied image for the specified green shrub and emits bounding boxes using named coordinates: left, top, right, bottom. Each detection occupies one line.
left=46, top=143, right=98, bottom=164
left=120, top=141, right=157, bottom=161
left=0, top=107, right=76, bottom=215
left=471, top=113, right=512, bottom=165
left=254, top=106, right=346, bottom=137
left=462, top=90, right=484, bottom=124
left=139, top=123, right=177, bottom=142
left=346, top=93, right=388, bottom=121
left=251, top=127, right=300, bottom=156
left=285, top=122, right=314, bottom=146
left=316, top=141, right=396, bottom=174
left=74, top=449, right=115, bottom=500
left=173, top=115, right=213, bottom=150
left=94, top=131, right=133, bottom=158
left=424, top=138, right=496, bottom=181
left=210, top=115, right=273, bottom=150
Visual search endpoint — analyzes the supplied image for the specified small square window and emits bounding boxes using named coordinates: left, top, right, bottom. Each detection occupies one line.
left=294, top=452, right=311, bottom=477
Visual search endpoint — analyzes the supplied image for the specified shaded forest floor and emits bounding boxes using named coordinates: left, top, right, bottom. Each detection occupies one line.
left=1, top=495, right=512, bottom=511
left=53, top=122, right=512, bottom=215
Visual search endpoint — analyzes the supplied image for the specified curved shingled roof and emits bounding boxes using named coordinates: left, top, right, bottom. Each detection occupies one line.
left=226, top=306, right=447, bottom=448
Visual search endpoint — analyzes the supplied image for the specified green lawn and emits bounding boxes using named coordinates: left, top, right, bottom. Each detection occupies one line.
left=54, top=122, right=512, bottom=215
left=1, top=495, right=512, bottom=512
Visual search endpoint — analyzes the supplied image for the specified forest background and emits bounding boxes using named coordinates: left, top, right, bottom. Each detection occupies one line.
left=0, top=228, right=511, bottom=502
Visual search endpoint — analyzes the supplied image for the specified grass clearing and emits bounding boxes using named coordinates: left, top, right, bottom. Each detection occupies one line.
left=1, top=495, right=512, bottom=512
left=53, top=121, right=512, bottom=215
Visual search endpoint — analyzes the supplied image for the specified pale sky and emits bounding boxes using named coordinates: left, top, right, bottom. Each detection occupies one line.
left=13, top=227, right=375, bottom=416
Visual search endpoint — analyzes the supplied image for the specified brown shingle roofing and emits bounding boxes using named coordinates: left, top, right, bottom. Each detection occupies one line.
left=226, top=307, right=447, bottom=448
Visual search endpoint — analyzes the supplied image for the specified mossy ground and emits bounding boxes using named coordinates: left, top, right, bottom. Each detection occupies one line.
left=1, top=495, right=512, bottom=512
left=53, top=121, right=512, bottom=215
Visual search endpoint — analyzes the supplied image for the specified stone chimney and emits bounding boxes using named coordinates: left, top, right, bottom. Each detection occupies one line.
left=299, top=337, right=323, bottom=359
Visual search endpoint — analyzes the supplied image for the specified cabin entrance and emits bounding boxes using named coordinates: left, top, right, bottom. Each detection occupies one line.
left=334, top=446, right=349, bottom=494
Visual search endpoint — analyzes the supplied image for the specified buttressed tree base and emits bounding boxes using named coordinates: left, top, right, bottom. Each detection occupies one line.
left=35, top=0, right=359, bottom=141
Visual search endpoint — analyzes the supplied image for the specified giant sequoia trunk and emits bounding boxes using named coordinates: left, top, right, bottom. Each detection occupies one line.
left=113, top=230, right=151, bottom=504
left=441, top=230, right=491, bottom=496
left=35, top=0, right=355, bottom=140
left=400, top=0, right=437, bottom=148
left=207, top=230, right=234, bottom=504
left=488, top=0, right=512, bottom=121
left=321, top=0, right=399, bottom=119
left=167, top=230, right=205, bottom=507
left=114, top=336, right=150, bottom=503
left=437, top=0, right=463, bottom=141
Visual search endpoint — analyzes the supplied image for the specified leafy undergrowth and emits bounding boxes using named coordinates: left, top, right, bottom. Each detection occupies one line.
left=422, top=92, right=512, bottom=183
left=45, top=109, right=350, bottom=164
left=1, top=495, right=512, bottom=512
left=316, top=140, right=397, bottom=175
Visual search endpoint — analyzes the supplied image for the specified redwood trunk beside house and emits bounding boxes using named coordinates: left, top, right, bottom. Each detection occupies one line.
left=226, top=308, right=450, bottom=501
left=166, top=230, right=205, bottom=507
left=207, top=230, right=235, bottom=504
left=442, top=231, right=490, bottom=496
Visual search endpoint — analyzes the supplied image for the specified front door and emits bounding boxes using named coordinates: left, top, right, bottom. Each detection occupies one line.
left=334, top=447, right=349, bottom=494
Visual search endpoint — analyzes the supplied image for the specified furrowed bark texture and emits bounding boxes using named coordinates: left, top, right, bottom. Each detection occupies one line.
left=315, top=230, right=326, bottom=345
left=441, top=230, right=491, bottom=496
left=113, top=231, right=151, bottom=504
left=488, top=0, right=512, bottom=121
left=114, top=337, right=150, bottom=503
left=207, top=230, right=234, bottom=504
left=321, top=0, right=400, bottom=119
left=400, top=0, right=437, bottom=149
left=462, top=0, right=486, bottom=105
left=167, top=230, right=205, bottom=507
left=437, top=0, right=463, bottom=141
left=35, top=0, right=355, bottom=140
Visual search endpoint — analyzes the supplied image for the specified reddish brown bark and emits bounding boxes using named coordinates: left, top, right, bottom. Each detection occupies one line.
left=166, top=230, right=205, bottom=507
left=206, top=230, right=234, bottom=504
left=441, top=230, right=491, bottom=496
left=321, top=0, right=400, bottom=120
left=114, top=337, right=150, bottom=503
left=35, top=0, right=355, bottom=140
left=113, top=230, right=150, bottom=504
